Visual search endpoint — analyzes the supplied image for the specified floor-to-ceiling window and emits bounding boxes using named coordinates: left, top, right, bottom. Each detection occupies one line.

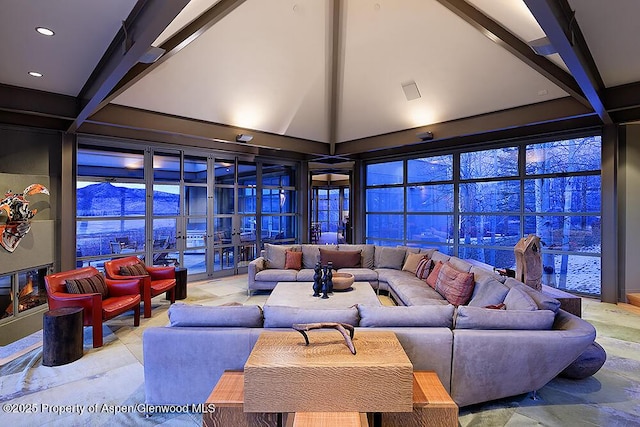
left=76, top=140, right=299, bottom=278
left=365, top=134, right=602, bottom=296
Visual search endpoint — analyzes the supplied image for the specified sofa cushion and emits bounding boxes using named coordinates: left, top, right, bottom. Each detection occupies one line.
left=434, top=262, right=475, bottom=306
left=455, top=306, right=556, bottom=330
left=338, top=268, right=378, bottom=282
left=265, top=243, right=300, bottom=269
left=339, top=244, right=375, bottom=269
left=426, top=260, right=444, bottom=288
left=263, top=305, right=359, bottom=328
left=503, top=286, right=538, bottom=311
left=503, top=278, right=562, bottom=312
left=470, top=266, right=507, bottom=285
left=296, top=268, right=315, bottom=281
left=374, top=246, right=406, bottom=270
left=284, top=250, right=303, bottom=270
left=119, top=263, right=148, bottom=277
left=402, top=252, right=425, bottom=275
left=66, top=274, right=109, bottom=298
left=302, top=244, right=333, bottom=269
left=358, top=304, right=454, bottom=328
left=255, top=269, right=298, bottom=282
left=468, top=277, right=510, bottom=308
left=430, top=251, right=451, bottom=264
left=321, top=248, right=361, bottom=268
left=447, top=257, right=473, bottom=273
left=168, top=304, right=263, bottom=327
left=414, top=257, right=432, bottom=280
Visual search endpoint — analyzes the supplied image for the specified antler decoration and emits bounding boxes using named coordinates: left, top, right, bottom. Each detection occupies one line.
left=292, top=322, right=356, bottom=355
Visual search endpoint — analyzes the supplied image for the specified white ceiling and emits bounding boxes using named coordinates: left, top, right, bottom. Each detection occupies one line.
left=1, top=0, right=640, bottom=154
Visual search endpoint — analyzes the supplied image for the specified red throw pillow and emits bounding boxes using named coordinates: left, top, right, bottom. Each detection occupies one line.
left=434, top=262, right=475, bottom=306
left=284, top=250, right=303, bottom=270
left=319, top=248, right=361, bottom=269
left=426, top=261, right=444, bottom=288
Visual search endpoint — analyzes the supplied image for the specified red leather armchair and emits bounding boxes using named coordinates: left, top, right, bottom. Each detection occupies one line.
left=44, top=267, right=141, bottom=348
left=104, top=256, right=176, bottom=318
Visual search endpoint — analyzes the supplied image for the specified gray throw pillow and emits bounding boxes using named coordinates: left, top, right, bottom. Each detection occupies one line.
left=468, top=277, right=510, bottom=307
left=374, top=246, right=406, bottom=270
left=504, top=278, right=561, bottom=312
left=503, top=286, right=538, bottom=311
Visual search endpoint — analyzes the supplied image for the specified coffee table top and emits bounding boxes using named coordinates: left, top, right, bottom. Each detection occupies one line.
left=264, top=281, right=380, bottom=309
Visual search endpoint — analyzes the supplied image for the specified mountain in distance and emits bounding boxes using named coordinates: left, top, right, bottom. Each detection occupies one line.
left=77, top=182, right=179, bottom=216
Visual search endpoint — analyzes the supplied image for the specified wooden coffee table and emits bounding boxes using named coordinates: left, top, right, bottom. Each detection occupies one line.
left=243, top=330, right=413, bottom=414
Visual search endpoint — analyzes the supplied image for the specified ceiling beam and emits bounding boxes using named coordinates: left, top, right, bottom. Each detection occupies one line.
left=95, top=0, right=247, bottom=114
left=336, top=97, right=595, bottom=156
left=0, top=84, right=77, bottom=120
left=67, top=0, right=189, bottom=133
left=82, top=104, right=330, bottom=156
left=603, top=81, right=640, bottom=113
left=328, top=0, right=343, bottom=155
left=436, top=0, right=589, bottom=109
left=524, top=0, right=612, bottom=124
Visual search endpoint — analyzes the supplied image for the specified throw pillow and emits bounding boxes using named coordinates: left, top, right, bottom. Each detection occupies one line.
left=284, top=250, right=303, bottom=270
left=119, top=263, right=148, bottom=276
left=503, top=286, right=538, bottom=311
left=66, top=274, right=109, bottom=298
left=414, top=257, right=433, bottom=280
left=426, top=260, right=444, bottom=288
left=319, top=248, right=361, bottom=269
left=467, top=277, right=510, bottom=307
left=402, top=252, right=425, bottom=274
left=265, top=243, right=298, bottom=269
left=374, top=246, right=407, bottom=270
left=434, top=262, right=475, bottom=306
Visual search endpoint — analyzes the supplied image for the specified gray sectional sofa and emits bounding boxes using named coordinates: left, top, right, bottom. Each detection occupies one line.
left=143, top=244, right=597, bottom=409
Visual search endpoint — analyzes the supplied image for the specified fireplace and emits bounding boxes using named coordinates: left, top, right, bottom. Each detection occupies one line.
left=0, top=266, right=50, bottom=321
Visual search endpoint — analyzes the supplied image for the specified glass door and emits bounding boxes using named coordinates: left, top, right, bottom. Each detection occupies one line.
left=183, top=155, right=209, bottom=279
left=151, top=151, right=181, bottom=267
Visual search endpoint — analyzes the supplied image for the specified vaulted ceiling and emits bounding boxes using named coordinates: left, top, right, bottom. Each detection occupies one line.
left=1, top=0, right=640, bottom=161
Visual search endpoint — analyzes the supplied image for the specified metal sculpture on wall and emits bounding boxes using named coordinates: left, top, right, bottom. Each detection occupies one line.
left=0, top=184, right=50, bottom=253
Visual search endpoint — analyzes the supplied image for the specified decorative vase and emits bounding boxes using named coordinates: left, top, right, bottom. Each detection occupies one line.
left=326, top=262, right=334, bottom=293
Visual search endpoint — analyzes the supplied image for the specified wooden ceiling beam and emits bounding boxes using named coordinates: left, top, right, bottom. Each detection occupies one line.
left=524, top=0, right=612, bottom=124
left=0, top=84, right=77, bottom=120
left=67, top=0, right=190, bottom=133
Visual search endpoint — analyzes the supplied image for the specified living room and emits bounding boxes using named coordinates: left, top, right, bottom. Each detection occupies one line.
left=2, top=1, right=640, bottom=426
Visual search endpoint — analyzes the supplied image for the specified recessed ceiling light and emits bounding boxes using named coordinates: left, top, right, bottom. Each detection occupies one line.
left=35, top=27, right=55, bottom=36
left=28, top=71, right=43, bottom=78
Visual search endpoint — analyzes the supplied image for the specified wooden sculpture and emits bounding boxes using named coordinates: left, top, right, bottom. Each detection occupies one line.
left=514, top=234, right=543, bottom=291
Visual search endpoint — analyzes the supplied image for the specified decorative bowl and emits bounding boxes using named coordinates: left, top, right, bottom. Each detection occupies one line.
left=332, top=272, right=355, bottom=291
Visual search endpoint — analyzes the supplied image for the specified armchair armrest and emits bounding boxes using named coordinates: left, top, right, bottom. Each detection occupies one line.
left=145, top=266, right=175, bottom=280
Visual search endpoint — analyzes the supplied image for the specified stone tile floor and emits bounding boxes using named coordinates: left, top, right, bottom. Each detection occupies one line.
left=1, top=275, right=638, bottom=426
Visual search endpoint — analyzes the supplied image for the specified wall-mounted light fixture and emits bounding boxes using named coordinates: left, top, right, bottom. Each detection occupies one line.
left=236, top=134, right=254, bottom=143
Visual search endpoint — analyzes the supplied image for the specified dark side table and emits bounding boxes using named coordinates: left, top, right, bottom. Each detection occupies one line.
left=43, top=307, right=84, bottom=366
left=168, top=267, right=187, bottom=300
